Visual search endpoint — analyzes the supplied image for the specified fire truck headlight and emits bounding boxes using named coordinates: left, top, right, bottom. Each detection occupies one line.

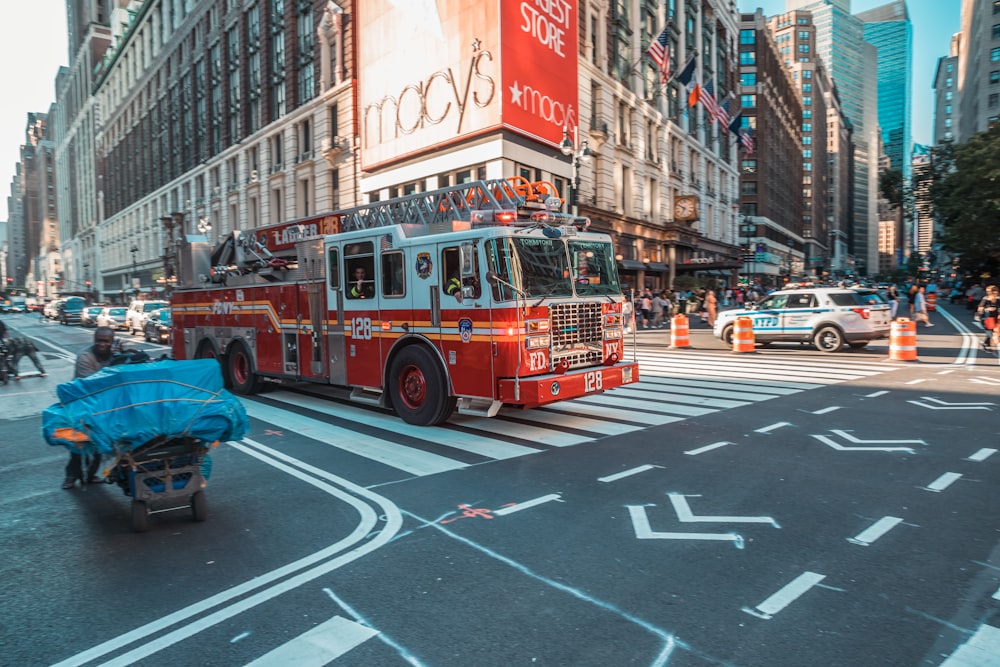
left=525, top=335, right=550, bottom=349
left=604, top=328, right=622, bottom=340
left=526, top=319, right=550, bottom=333
left=550, top=381, right=561, bottom=396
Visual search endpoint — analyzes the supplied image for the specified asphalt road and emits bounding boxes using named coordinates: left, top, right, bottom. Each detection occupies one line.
left=1, top=308, right=998, bottom=667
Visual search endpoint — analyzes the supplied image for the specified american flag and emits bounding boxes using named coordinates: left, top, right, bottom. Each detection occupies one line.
left=646, top=27, right=670, bottom=83
left=740, top=130, right=755, bottom=154
left=699, top=79, right=729, bottom=126
left=380, top=233, right=393, bottom=251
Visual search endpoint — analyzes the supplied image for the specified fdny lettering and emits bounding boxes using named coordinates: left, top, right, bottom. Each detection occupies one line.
left=520, top=0, right=572, bottom=57
left=212, top=301, right=235, bottom=315
left=528, top=350, right=547, bottom=371
left=584, top=371, right=604, bottom=393
left=352, top=317, right=373, bottom=340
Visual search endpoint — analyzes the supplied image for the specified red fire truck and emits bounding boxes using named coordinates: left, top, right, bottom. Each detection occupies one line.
left=170, top=178, right=639, bottom=425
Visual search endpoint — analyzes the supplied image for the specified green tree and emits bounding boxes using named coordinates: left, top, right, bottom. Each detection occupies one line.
left=931, top=127, right=1000, bottom=278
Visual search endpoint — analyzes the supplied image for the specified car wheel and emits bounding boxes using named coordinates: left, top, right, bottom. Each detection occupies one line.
left=721, top=325, right=735, bottom=346
left=814, top=326, right=845, bottom=353
left=388, top=345, right=455, bottom=426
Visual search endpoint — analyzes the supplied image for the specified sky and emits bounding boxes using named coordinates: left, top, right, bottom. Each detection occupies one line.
left=0, top=0, right=962, bottom=223
left=738, top=0, right=962, bottom=147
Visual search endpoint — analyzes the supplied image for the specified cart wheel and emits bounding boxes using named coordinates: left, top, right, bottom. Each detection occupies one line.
left=191, top=491, right=207, bottom=522
left=131, top=500, right=150, bottom=532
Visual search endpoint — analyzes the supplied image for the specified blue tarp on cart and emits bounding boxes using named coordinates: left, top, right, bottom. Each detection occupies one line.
left=42, top=359, right=249, bottom=455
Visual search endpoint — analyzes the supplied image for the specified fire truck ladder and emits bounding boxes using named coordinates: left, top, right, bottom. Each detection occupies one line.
left=338, top=178, right=555, bottom=231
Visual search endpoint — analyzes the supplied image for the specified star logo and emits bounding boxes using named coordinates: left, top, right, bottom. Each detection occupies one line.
left=509, top=81, right=523, bottom=106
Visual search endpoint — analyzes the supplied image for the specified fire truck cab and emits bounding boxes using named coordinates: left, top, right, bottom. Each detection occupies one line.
left=171, top=179, right=639, bottom=425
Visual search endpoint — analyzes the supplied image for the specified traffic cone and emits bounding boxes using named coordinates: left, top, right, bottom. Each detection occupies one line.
left=671, top=314, right=690, bottom=348
left=732, top=316, right=755, bottom=353
left=888, top=317, right=918, bottom=361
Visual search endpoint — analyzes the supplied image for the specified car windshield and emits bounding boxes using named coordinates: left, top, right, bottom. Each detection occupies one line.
left=484, top=236, right=621, bottom=301
left=109, top=308, right=126, bottom=316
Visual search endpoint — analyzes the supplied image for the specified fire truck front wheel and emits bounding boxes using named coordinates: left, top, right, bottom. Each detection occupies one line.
left=388, top=345, right=455, bottom=426
left=227, top=341, right=262, bottom=395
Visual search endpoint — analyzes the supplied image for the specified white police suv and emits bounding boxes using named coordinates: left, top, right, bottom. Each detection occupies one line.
left=713, top=286, right=892, bottom=352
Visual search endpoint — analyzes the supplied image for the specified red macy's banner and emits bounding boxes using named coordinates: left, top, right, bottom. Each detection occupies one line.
left=358, top=0, right=578, bottom=170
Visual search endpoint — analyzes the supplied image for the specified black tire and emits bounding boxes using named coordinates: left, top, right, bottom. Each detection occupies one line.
left=131, top=501, right=149, bottom=532
left=388, top=345, right=455, bottom=426
left=848, top=342, right=869, bottom=349
left=196, top=340, right=230, bottom=389
left=0, top=368, right=7, bottom=386
left=814, top=326, right=844, bottom=353
left=721, top=325, right=735, bottom=346
left=227, top=341, right=261, bottom=395
left=191, top=491, right=207, bottom=522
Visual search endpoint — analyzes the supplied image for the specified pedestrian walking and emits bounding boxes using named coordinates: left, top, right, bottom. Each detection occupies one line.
left=622, top=294, right=635, bottom=334
left=975, top=285, right=999, bottom=351
left=9, top=338, right=46, bottom=379
left=913, top=286, right=933, bottom=327
left=651, top=293, right=666, bottom=328
left=886, top=285, right=899, bottom=320
left=62, top=327, right=116, bottom=489
left=704, top=289, right=718, bottom=327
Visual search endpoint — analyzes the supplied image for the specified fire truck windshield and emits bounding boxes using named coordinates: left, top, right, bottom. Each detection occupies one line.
left=485, top=237, right=621, bottom=301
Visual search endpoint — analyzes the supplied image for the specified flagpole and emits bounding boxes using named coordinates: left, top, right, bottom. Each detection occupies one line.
left=651, top=50, right=698, bottom=98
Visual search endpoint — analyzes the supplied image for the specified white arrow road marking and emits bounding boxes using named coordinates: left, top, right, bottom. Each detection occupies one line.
left=830, top=429, right=926, bottom=445
left=684, top=441, right=735, bottom=456
left=863, top=390, right=889, bottom=398
left=907, top=396, right=996, bottom=410
left=244, top=615, right=379, bottom=666
left=742, top=571, right=827, bottom=620
left=493, top=494, right=562, bottom=515
left=626, top=506, right=744, bottom=548
left=925, top=472, right=962, bottom=492
left=969, top=448, right=997, bottom=462
left=847, top=516, right=904, bottom=546
left=971, top=377, right=1000, bottom=386
left=810, top=434, right=916, bottom=453
left=667, top=494, right=781, bottom=528
left=598, top=464, right=662, bottom=482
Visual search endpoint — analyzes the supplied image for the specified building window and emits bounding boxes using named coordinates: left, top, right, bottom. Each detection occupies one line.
left=740, top=29, right=755, bottom=44
left=803, top=109, right=812, bottom=119
left=945, top=104, right=952, bottom=114
left=803, top=149, right=812, bottom=158
left=945, top=118, right=953, bottom=127
left=802, top=69, right=812, bottom=79
left=741, top=159, right=757, bottom=173
left=803, top=162, right=812, bottom=172
left=802, top=83, right=812, bottom=93
left=945, top=91, right=953, bottom=100
left=946, top=77, right=953, bottom=87
left=992, top=71, right=1000, bottom=84
left=802, top=123, right=812, bottom=132
left=992, top=47, right=1000, bottom=62
left=741, top=94, right=756, bottom=108
left=994, top=24, right=1000, bottom=38
left=741, top=72, right=756, bottom=86
left=742, top=181, right=757, bottom=195
left=740, top=51, right=756, bottom=65
left=990, top=93, right=999, bottom=108
left=803, top=96, right=812, bottom=106
left=803, top=136, right=812, bottom=145
left=799, top=44, right=810, bottom=53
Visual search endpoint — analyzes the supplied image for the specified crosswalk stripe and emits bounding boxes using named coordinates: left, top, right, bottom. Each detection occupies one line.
left=244, top=616, right=378, bottom=666
left=242, top=347, right=907, bottom=477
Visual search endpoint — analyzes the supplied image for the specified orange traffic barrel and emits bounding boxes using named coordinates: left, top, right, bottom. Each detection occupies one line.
left=732, top=316, right=756, bottom=353
left=671, top=314, right=690, bottom=348
left=926, top=291, right=937, bottom=311
left=889, top=317, right=918, bottom=361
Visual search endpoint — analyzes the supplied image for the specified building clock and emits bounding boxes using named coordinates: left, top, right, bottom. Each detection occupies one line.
left=673, top=195, right=699, bottom=221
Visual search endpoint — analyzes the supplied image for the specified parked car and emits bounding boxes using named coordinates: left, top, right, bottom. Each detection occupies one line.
left=81, top=305, right=105, bottom=328
left=96, top=306, right=129, bottom=331
left=126, top=300, right=169, bottom=335
left=143, top=308, right=172, bottom=344
left=58, top=296, right=88, bottom=325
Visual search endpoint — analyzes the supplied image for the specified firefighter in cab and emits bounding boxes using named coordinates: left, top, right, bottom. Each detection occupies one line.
left=445, top=273, right=463, bottom=302
left=350, top=266, right=373, bottom=299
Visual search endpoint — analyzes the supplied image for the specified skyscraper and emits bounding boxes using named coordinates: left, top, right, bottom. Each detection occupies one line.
left=858, top=1, right=913, bottom=184
left=784, top=0, right=881, bottom=276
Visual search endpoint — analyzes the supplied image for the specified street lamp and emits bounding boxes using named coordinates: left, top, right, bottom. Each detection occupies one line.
left=560, top=127, right=592, bottom=214
left=130, top=244, right=139, bottom=297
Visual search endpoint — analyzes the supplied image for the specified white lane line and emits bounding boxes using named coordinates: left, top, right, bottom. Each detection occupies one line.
left=499, top=404, right=644, bottom=436
left=493, top=494, right=563, bottom=516
left=925, top=472, right=963, bottom=492
left=743, top=571, right=827, bottom=620
left=940, top=624, right=1000, bottom=666
left=969, top=448, right=997, bottom=462
left=847, top=516, right=904, bottom=546
left=542, top=399, right=685, bottom=426
left=684, top=441, right=736, bottom=456
left=244, top=401, right=467, bottom=475
left=755, top=422, right=790, bottom=433
left=244, top=616, right=378, bottom=666
left=904, top=378, right=927, bottom=385
left=598, top=464, right=662, bottom=482
left=808, top=406, right=841, bottom=415
left=993, top=587, right=1000, bottom=601
left=863, top=390, right=889, bottom=398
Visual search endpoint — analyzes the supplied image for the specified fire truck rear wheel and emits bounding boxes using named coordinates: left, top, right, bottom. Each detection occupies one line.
left=388, top=345, right=455, bottom=426
left=227, top=341, right=262, bottom=395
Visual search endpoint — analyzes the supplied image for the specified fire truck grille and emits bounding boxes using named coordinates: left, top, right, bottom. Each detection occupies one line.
left=550, top=302, right=603, bottom=368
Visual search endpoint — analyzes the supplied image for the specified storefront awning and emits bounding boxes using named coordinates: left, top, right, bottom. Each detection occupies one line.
left=644, top=262, right=670, bottom=272
left=618, top=259, right=647, bottom=271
